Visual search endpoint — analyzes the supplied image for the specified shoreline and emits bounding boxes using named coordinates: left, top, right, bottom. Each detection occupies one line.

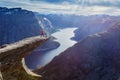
left=34, top=41, right=60, bottom=52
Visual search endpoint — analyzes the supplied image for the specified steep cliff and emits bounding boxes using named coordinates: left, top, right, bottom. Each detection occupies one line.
left=35, top=22, right=120, bottom=80
left=0, top=7, right=42, bottom=46
left=0, top=36, right=48, bottom=80
left=35, top=14, right=57, bottom=34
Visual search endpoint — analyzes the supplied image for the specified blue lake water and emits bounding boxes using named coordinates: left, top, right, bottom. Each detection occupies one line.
left=25, top=28, right=77, bottom=69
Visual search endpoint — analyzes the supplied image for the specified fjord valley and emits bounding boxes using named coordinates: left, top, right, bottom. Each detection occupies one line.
left=35, top=20, right=120, bottom=80
left=0, top=5, right=120, bottom=80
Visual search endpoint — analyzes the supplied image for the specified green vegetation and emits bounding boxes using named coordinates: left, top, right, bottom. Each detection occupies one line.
left=3, top=68, right=40, bottom=80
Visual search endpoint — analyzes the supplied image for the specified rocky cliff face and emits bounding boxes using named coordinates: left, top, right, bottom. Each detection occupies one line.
left=35, top=22, right=120, bottom=80
left=0, top=7, right=42, bottom=46
left=0, top=36, right=48, bottom=80
left=35, top=14, right=57, bottom=34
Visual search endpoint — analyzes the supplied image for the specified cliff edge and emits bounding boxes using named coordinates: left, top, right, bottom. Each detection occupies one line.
left=0, top=36, right=48, bottom=80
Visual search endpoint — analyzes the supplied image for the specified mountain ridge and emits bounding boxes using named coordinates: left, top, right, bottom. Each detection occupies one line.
left=0, top=7, right=42, bottom=46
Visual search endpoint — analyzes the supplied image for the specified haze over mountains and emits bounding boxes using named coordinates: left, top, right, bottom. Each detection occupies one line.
left=35, top=19, right=120, bottom=80
left=37, top=14, right=120, bottom=42
left=72, top=15, right=120, bottom=41
left=1, top=7, right=120, bottom=46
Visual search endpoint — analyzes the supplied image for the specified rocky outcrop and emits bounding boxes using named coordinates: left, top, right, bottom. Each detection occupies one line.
left=0, top=7, right=42, bottom=46
left=0, top=36, right=48, bottom=80
left=35, top=22, right=120, bottom=80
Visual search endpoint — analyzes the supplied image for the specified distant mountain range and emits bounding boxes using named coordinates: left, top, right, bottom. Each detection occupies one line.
left=35, top=21, right=120, bottom=80
left=36, top=14, right=120, bottom=42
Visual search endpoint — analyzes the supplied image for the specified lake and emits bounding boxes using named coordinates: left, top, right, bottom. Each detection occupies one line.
left=25, top=28, right=77, bottom=69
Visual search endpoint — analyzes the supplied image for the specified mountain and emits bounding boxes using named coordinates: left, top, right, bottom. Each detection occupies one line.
left=72, top=15, right=120, bottom=41
left=35, top=22, right=120, bottom=80
left=36, top=14, right=120, bottom=41
left=35, top=14, right=88, bottom=28
left=0, top=7, right=42, bottom=46
left=35, top=14, right=119, bottom=29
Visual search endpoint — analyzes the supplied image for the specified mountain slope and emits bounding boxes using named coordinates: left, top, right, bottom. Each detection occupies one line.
left=72, top=15, right=120, bottom=41
left=35, top=22, right=120, bottom=80
left=0, top=7, right=42, bottom=46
